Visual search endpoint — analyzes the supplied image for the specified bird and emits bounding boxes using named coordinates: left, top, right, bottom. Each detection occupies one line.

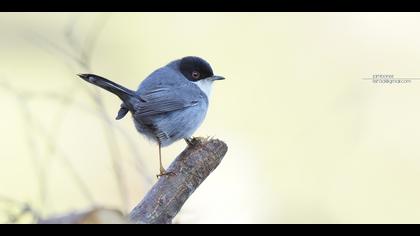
left=78, top=56, right=225, bottom=177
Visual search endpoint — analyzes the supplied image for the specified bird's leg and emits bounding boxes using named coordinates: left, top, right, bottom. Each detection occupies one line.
left=158, top=142, right=165, bottom=173
left=156, top=143, right=175, bottom=178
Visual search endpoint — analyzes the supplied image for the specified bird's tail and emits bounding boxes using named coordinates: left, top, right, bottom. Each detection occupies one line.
left=78, top=74, right=136, bottom=120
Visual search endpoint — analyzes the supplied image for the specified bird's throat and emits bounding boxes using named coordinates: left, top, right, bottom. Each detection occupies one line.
left=194, top=79, right=213, bottom=98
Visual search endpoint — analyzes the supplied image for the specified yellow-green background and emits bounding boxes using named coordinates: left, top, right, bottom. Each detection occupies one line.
left=1, top=13, right=420, bottom=223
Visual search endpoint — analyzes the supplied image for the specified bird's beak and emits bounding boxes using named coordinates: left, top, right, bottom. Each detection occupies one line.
left=209, top=75, right=225, bottom=81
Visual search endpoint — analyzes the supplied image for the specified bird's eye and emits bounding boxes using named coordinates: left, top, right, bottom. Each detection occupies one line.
left=192, top=71, right=200, bottom=79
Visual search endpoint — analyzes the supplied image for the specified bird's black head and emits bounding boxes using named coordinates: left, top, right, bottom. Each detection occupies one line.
left=179, top=56, right=214, bottom=82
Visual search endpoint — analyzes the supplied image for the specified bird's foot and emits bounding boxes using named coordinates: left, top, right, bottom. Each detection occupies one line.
left=184, top=137, right=201, bottom=147
left=156, top=169, right=176, bottom=178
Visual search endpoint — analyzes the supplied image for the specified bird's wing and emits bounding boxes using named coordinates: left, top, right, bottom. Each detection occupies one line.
left=136, top=85, right=202, bottom=117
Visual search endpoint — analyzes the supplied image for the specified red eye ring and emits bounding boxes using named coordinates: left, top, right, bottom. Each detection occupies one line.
left=192, top=71, right=200, bottom=79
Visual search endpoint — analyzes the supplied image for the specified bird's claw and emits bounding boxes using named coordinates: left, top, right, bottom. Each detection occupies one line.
left=185, top=137, right=201, bottom=147
left=156, top=171, right=176, bottom=178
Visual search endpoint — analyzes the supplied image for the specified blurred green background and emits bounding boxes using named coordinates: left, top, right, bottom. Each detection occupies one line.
left=2, top=12, right=420, bottom=223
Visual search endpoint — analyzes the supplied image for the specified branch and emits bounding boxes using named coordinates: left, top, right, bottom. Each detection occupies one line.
left=129, top=137, right=228, bottom=224
left=36, top=137, right=228, bottom=224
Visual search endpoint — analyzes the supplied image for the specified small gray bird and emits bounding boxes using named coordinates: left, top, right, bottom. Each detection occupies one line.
left=78, top=56, right=225, bottom=177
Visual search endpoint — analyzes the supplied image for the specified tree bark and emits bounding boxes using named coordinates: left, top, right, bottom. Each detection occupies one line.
left=129, top=137, right=228, bottom=224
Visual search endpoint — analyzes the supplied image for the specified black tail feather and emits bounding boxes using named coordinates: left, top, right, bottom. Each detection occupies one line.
left=78, top=74, right=136, bottom=102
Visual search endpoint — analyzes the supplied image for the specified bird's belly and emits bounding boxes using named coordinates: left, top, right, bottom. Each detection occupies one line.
left=133, top=103, right=208, bottom=147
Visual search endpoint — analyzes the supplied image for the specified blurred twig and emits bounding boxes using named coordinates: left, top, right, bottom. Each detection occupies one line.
left=0, top=81, right=96, bottom=208
left=27, top=13, right=152, bottom=212
left=0, top=195, right=40, bottom=223
left=37, top=207, right=128, bottom=224
left=1, top=14, right=154, bottom=222
left=68, top=14, right=130, bottom=212
left=0, top=80, right=48, bottom=213
left=81, top=15, right=109, bottom=68
left=0, top=81, right=153, bottom=184
left=31, top=13, right=153, bottom=184
left=16, top=94, right=48, bottom=212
